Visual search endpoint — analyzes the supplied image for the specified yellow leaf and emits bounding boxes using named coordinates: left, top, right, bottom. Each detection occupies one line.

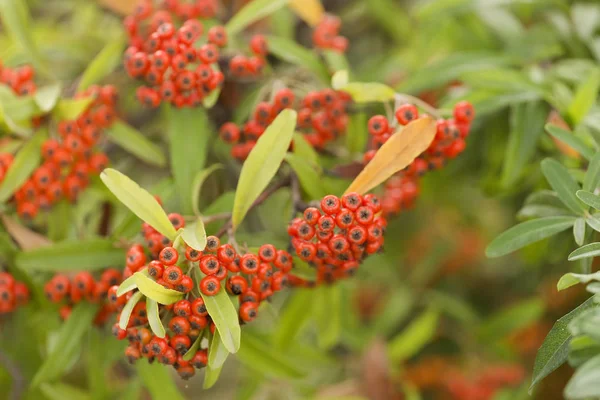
left=288, top=0, right=324, bottom=26
left=345, top=117, right=436, bottom=195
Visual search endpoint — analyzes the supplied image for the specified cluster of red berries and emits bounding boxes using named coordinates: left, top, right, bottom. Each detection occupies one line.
left=6, top=85, right=115, bottom=219
left=0, top=62, right=36, bottom=96
left=219, top=87, right=351, bottom=160
left=312, top=14, right=348, bottom=53
left=135, top=0, right=218, bottom=21
left=44, top=269, right=124, bottom=325
left=288, top=193, right=386, bottom=285
left=0, top=272, right=29, bottom=314
left=123, top=1, right=225, bottom=108
left=364, top=101, right=474, bottom=216
left=445, top=365, right=524, bottom=400
left=228, top=34, right=268, bottom=79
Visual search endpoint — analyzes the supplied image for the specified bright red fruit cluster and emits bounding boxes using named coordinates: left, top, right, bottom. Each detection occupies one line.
left=365, top=101, right=474, bottom=216
left=219, top=87, right=351, bottom=161
left=288, top=193, right=386, bottom=285
left=312, top=14, right=348, bottom=53
left=446, top=364, right=524, bottom=400
left=123, top=1, right=225, bottom=108
left=5, top=85, right=116, bottom=219
left=44, top=269, right=124, bottom=325
left=228, top=34, right=269, bottom=79
left=0, top=272, right=29, bottom=314
left=0, top=62, right=36, bottom=96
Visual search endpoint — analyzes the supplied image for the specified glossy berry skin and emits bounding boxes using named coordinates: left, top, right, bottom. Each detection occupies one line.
left=395, top=104, right=419, bottom=125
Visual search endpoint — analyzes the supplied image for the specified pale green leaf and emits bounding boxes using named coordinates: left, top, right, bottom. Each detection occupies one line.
left=106, top=120, right=166, bottom=167
left=132, top=270, right=183, bottom=305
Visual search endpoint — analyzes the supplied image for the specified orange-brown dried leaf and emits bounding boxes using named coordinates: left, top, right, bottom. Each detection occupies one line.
left=345, top=117, right=436, bottom=195
left=288, top=0, right=324, bottom=26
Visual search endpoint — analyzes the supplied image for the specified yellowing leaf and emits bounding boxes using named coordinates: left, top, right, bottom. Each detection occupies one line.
left=232, top=109, right=297, bottom=229
left=180, top=218, right=207, bottom=251
left=288, top=0, right=324, bottom=26
left=345, top=117, right=436, bottom=194
left=340, top=82, right=395, bottom=103
left=132, top=270, right=183, bottom=305
left=1, top=214, right=51, bottom=250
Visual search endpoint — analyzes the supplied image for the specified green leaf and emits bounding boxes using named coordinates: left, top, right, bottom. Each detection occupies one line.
left=570, top=243, right=600, bottom=261
left=34, top=82, right=62, bottom=113
left=15, top=238, right=125, bottom=271
left=53, top=97, right=94, bottom=121
left=584, top=152, right=600, bottom=192
left=0, top=128, right=45, bottom=202
left=208, top=330, right=230, bottom=369
left=200, top=286, right=241, bottom=353
left=0, top=0, right=50, bottom=77
left=78, top=35, right=126, bottom=91
left=313, top=284, right=341, bottom=349
left=202, top=63, right=222, bottom=108
left=285, top=153, right=327, bottom=200
left=388, top=308, right=439, bottom=362
left=585, top=214, right=600, bottom=232
left=237, top=332, right=306, bottom=378
left=146, top=298, right=166, bottom=338
left=40, top=383, right=91, bottom=400
left=567, top=67, right=600, bottom=125
left=486, top=216, right=577, bottom=258
left=203, top=364, right=223, bottom=390
left=274, top=289, right=314, bottom=350
left=346, top=112, right=368, bottom=154
left=119, top=291, right=143, bottom=330
left=541, top=158, right=586, bottom=214
left=265, top=35, right=329, bottom=82
left=574, top=217, right=586, bottom=246
left=31, top=303, right=99, bottom=387
left=558, top=272, right=600, bottom=291
left=577, top=190, right=600, bottom=210
left=339, top=82, right=396, bottom=103
left=226, top=0, right=289, bottom=35
left=106, top=120, right=166, bottom=167
left=167, top=106, right=212, bottom=214
left=501, top=101, right=548, bottom=187
left=136, top=362, right=185, bottom=400
left=191, top=164, right=223, bottom=216
left=180, top=218, right=207, bottom=251
left=478, top=298, right=544, bottom=341
left=530, top=296, right=598, bottom=392
left=292, top=133, right=319, bottom=167
left=117, top=274, right=137, bottom=297
left=546, top=124, right=595, bottom=161
left=232, top=109, right=297, bottom=229
left=564, top=354, right=600, bottom=399
left=182, top=335, right=201, bottom=361
left=100, top=168, right=177, bottom=239
left=132, top=270, right=183, bottom=305
left=322, top=50, right=349, bottom=73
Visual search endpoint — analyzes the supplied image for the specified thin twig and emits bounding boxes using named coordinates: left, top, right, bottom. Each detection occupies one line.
left=200, top=212, right=232, bottom=224
left=0, top=350, right=24, bottom=400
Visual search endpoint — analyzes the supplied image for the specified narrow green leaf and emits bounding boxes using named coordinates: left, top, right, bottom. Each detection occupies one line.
left=584, top=152, right=600, bottom=192
left=202, top=64, right=222, bottom=108
left=0, top=128, right=46, bottom=202
left=15, top=238, right=125, bottom=271
left=577, top=190, right=600, bottom=210
left=119, top=291, right=143, bottom=330
left=180, top=218, right=207, bottom=251
left=100, top=168, right=177, bottom=239
left=40, top=383, right=91, bottom=400
left=322, top=50, right=349, bottom=73
left=574, top=218, right=586, bottom=246
left=478, top=298, right=544, bottom=341
left=585, top=214, right=600, bottom=232
left=486, top=216, right=577, bottom=258
left=146, top=298, right=166, bottom=338
left=292, top=133, right=319, bottom=167
left=570, top=243, right=600, bottom=261
left=346, top=111, right=368, bottom=154
left=53, top=97, right=94, bottom=121
left=567, top=67, right=600, bottom=125
left=167, top=106, right=211, bottom=214
left=546, top=124, right=595, bottom=161
left=314, top=284, right=341, bottom=349
left=203, top=364, right=223, bottom=389
left=191, top=164, right=223, bottom=216
left=274, top=289, right=314, bottom=350
left=530, top=296, right=598, bottom=392
left=136, top=362, right=185, bottom=400
left=116, top=274, right=137, bottom=297
left=106, top=120, right=166, bottom=167
left=31, top=303, right=99, bottom=387
left=541, top=158, right=586, bottom=214
left=183, top=335, right=201, bottom=361
left=388, top=309, right=439, bottom=362
left=285, top=153, right=327, bottom=200
left=558, top=272, right=600, bottom=291
left=34, top=82, right=62, bottom=113
left=564, top=354, right=600, bottom=399
left=265, top=35, right=329, bottom=82
left=237, top=332, right=306, bottom=378
left=200, top=286, right=241, bottom=353
left=232, top=109, right=297, bottom=229
left=226, top=0, right=289, bottom=35
left=208, top=330, right=230, bottom=369
left=78, top=35, right=126, bottom=91
left=339, top=82, right=396, bottom=103
left=132, top=270, right=183, bottom=305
